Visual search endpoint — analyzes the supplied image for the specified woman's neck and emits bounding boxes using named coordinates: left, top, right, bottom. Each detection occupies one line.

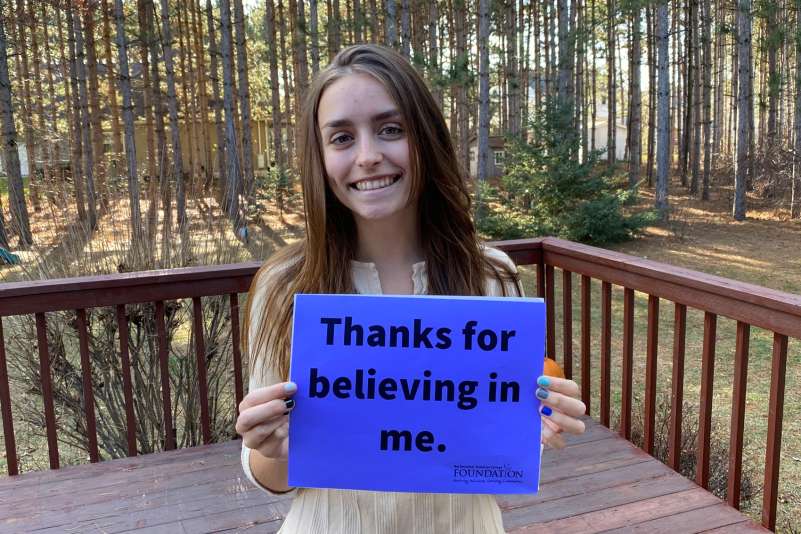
left=354, top=212, right=423, bottom=294
left=354, top=213, right=422, bottom=266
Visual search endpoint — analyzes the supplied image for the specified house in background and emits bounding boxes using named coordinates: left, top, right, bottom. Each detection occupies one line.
left=591, top=101, right=627, bottom=161
left=468, top=134, right=507, bottom=179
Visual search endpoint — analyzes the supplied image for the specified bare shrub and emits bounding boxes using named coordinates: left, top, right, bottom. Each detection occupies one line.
left=627, top=393, right=758, bottom=507
left=3, top=197, right=254, bottom=469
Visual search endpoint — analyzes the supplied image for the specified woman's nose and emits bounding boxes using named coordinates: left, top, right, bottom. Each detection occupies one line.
left=356, top=137, right=383, bottom=167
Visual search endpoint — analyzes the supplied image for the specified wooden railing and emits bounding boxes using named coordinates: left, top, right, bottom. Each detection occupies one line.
left=0, top=238, right=798, bottom=530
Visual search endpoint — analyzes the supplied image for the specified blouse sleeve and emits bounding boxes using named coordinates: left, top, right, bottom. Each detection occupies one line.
left=240, top=265, right=299, bottom=497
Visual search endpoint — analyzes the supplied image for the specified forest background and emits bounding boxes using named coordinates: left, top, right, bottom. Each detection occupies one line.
left=0, top=0, right=799, bottom=531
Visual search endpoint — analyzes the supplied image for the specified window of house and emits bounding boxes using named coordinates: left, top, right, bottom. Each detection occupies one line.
left=494, top=150, right=505, bottom=166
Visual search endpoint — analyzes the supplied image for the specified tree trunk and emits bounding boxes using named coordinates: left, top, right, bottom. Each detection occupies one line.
left=14, top=0, right=39, bottom=209
left=84, top=3, right=108, bottom=205
left=655, top=0, right=669, bottom=213
left=278, top=0, right=295, bottom=168
left=206, top=0, right=226, bottom=189
left=190, top=0, right=212, bottom=186
left=384, top=0, right=398, bottom=50
left=0, top=0, right=32, bottom=246
left=42, top=2, right=60, bottom=184
left=65, top=4, right=87, bottom=224
left=477, top=0, right=489, bottom=188
left=400, top=0, right=410, bottom=58
left=145, top=0, right=168, bottom=248
left=353, top=0, right=362, bottom=41
left=646, top=4, right=656, bottom=185
left=27, top=0, right=51, bottom=199
left=680, top=0, right=692, bottom=185
left=733, top=0, right=750, bottom=220
left=101, top=0, right=124, bottom=178
left=700, top=0, right=712, bottom=200
left=113, top=0, right=143, bottom=244
left=507, top=0, right=519, bottom=137
left=233, top=0, right=255, bottom=202
left=607, top=0, right=616, bottom=164
left=159, top=0, right=187, bottom=237
left=792, top=0, right=801, bottom=218
left=628, top=5, right=641, bottom=188
left=766, top=0, right=778, bottom=145
left=428, top=1, right=441, bottom=109
left=137, top=0, right=156, bottom=185
left=310, top=0, right=320, bottom=74
left=220, top=0, right=243, bottom=223
left=74, top=4, right=98, bottom=230
left=455, top=0, right=468, bottom=171
left=265, top=0, right=285, bottom=211
left=557, top=0, right=569, bottom=107
left=690, top=0, right=701, bottom=195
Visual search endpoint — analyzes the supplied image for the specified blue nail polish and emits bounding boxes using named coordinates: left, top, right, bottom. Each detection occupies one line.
left=536, top=388, right=549, bottom=400
left=537, top=376, right=551, bottom=388
left=541, top=406, right=553, bottom=416
left=284, top=382, right=297, bottom=393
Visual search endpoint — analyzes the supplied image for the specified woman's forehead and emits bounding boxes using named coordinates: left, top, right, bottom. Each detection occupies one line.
left=318, top=73, right=401, bottom=126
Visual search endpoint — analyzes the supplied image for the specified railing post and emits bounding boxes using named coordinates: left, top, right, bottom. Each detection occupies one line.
left=762, top=333, right=788, bottom=530
left=728, top=321, right=750, bottom=509
left=562, top=270, right=573, bottom=379
left=35, top=313, right=59, bottom=469
left=696, top=312, right=717, bottom=489
left=0, top=317, right=18, bottom=476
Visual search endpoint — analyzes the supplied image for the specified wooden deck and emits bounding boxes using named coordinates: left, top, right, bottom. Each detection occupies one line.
left=0, top=419, right=766, bottom=533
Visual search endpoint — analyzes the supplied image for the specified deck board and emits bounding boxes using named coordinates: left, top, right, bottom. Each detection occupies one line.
left=0, top=420, right=766, bottom=533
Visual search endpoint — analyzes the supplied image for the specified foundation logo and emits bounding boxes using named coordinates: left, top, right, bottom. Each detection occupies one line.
left=452, top=463, right=525, bottom=484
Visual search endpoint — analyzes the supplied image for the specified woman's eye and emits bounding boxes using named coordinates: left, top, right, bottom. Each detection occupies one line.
left=331, top=133, right=353, bottom=145
left=381, top=126, right=403, bottom=136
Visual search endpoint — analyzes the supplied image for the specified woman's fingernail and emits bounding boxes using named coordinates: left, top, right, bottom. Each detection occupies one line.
left=536, top=388, right=549, bottom=400
left=284, top=382, right=297, bottom=393
left=283, top=399, right=295, bottom=415
left=541, top=406, right=553, bottom=416
left=537, top=376, right=551, bottom=388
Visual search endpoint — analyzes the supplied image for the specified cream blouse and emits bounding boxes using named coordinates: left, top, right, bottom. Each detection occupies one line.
left=241, top=247, right=522, bottom=534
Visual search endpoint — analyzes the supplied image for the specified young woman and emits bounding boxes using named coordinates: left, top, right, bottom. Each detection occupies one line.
left=235, top=44, right=586, bottom=533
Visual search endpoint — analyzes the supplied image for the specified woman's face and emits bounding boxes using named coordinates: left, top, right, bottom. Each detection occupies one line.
left=318, top=73, right=415, bottom=226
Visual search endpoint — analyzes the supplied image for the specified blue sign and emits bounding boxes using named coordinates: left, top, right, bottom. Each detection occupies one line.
left=288, top=294, right=545, bottom=494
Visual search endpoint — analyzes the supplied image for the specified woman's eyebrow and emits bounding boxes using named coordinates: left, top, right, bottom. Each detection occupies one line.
left=321, top=109, right=401, bottom=129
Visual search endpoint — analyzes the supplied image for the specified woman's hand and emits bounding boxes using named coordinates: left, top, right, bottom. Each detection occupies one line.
left=536, top=376, right=586, bottom=449
left=235, top=381, right=297, bottom=461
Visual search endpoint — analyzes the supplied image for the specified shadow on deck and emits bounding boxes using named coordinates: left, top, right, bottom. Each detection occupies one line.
left=0, top=419, right=765, bottom=533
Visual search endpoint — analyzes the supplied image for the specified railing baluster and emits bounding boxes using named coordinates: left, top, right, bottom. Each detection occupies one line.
left=696, top=311, right=717, bottom=489
left=230, top=293, right=244, bottom=418
left=562, top=270, right=573, bottom=379
left=668, top=303, right=687, bottom=471
left=115, top=305, right=137, bottom=456
left=545, top=265, right=555, bottom=361
left=76, top=309, right=99, bottom=463
left=536, top=261, right=544, bottom=298
left=762, top=333, right=788, bottom=531
left=600, top=281, right=612, bottom=427
left=155, top=301, right=175, bottom=451
left=192, top=297, right=212, bottom=444
left=643, top=295, right=659, bottom=454
left=620, top=288, right=634, bottom=440
left=35, top=313, right=59, bottom=469
left=580, top=276, right=591, bottom=415
left=727, top=321, right=750, bottom=509
left=0, top=317, right=19, bottom=475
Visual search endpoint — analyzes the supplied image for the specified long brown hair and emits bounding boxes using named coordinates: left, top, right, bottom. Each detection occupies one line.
left=244, top=44, right=518, bottom=381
